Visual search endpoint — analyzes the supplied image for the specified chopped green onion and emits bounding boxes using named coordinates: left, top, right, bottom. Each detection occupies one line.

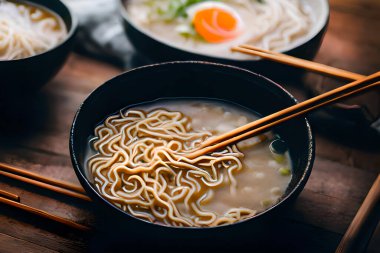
left=279, top=167, right=291, bottom=176
left=158, top=0, right=221, bottom=20
left=273, top=154, right=285, bottom=163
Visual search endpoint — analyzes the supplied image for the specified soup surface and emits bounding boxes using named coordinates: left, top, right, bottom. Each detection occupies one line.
left=0, top=0, right=67, bottom=60
left=125, top=0, right=316, bottom=59
left=86, top=99, right=292, bottom=227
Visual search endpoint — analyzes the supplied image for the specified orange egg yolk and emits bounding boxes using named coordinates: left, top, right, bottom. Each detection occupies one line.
left=193, top=7, right=241, bottom=43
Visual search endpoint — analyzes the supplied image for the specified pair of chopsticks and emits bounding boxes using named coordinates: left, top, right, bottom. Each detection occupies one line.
left=0, top=163, right=90, bottom=202
left=202, top=45, right=379, bottom=253
left=185, top=69, right=379, bottom=253
left=0, top=192, right=90, bottom=231
left=186, top=71, right=380, bottom=159
left=232, top=44, right=366, bottom=81
left=187, top=45, right=380, bottom=159
left=0, top=163, right=91, bottom=231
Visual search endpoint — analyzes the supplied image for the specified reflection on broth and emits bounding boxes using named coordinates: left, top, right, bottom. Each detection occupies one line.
left=86, top=99, right=292, bottom=227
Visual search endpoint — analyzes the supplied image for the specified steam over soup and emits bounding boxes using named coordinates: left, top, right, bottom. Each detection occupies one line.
left=86, top=99, right=292, bottom=227
left=125, top=0, right=317, bottom=59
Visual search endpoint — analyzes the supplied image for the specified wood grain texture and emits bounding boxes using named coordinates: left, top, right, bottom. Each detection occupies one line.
left=336, top=175, right=380, bottom=253
left=0, top=0, right=379, bottom=252
left=0, top=233, right=57, bottom=253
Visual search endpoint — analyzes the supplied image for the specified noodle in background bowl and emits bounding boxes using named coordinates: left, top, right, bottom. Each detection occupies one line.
left=120, top=0, right=329, bottom=77
left=70, top=62, right=315, bottom=251
left=0, top=0, right=77, bottom=103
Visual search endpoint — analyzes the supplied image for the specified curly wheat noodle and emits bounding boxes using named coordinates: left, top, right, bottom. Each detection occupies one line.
left=87, top=109, right=258, bottom=227
left=0, top=0, right=67, bottom=60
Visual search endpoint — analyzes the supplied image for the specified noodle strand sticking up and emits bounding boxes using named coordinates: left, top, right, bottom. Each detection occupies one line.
left=88, top=109, right=257, bottom=227
left=0, top=0, right=67, bottom=60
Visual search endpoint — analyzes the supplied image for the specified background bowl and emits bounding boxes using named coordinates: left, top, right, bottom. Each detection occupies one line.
left=120, top=0, right=329, bottom=70
left=70, top=62, right=315, bottom=251
left=0, top=0, right=77, bottom=103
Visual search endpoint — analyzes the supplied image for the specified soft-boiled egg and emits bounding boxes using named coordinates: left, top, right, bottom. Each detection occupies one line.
left=186, top=1, right=245, bottom=43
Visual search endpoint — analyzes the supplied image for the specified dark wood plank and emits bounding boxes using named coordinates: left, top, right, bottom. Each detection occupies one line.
left=323, top=0, right=380, bottom=74
left=0, top=213, right=87, bottom=253
left=284, top=157, right=378, bottom=234
left=0, top=146, right=78, bottom=184
left=307, top=157, right=378, bottom=202
left=0, top=233, right=57, bottom=253
left=316, top=134, right=380, bottom=173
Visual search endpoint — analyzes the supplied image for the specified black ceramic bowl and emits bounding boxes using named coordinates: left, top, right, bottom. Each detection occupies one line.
left=0, top=0, right=77, bottom=102
left=120, top=0, right=329, bottom=69
left=70, top=62, right=314, bottom=250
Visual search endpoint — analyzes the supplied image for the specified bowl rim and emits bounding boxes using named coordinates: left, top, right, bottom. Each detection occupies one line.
left=0, top=0, right=78, bottom=63
left=119, top=0, right=329, bottom=62
left=70, top=61, right=315, bottom=230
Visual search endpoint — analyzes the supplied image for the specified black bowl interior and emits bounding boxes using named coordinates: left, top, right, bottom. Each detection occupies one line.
left=0, top=0, right=77, bottom=102
left=70, top=62, right=314, bottom=244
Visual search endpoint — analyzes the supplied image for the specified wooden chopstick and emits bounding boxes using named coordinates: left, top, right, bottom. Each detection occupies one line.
left=336, top=174, right=380, bottom=253
left=0, top=166, right=92, bottom=231
left=0, top=170, right=91, bottom=202
left=186, top=72, right=380, bottom=159
left=0, top=162, right=86, bottom=194
left=231, top=44, right=366, bottom=81
left=0, top=194, right=91, bottom=231
left=0, top=189, right=20, bottom=202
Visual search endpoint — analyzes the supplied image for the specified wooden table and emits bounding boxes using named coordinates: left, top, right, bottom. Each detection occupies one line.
left=1, top=0, right=379, bottom=252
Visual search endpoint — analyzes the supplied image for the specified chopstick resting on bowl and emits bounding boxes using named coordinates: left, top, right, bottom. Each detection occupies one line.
left=0, top=163, right=91, bottom=202
left=231, top=44, right=366, bottom=81
left=0, top=189, right=91, bottom=231
left=186, top=71, right=380, bottom=159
